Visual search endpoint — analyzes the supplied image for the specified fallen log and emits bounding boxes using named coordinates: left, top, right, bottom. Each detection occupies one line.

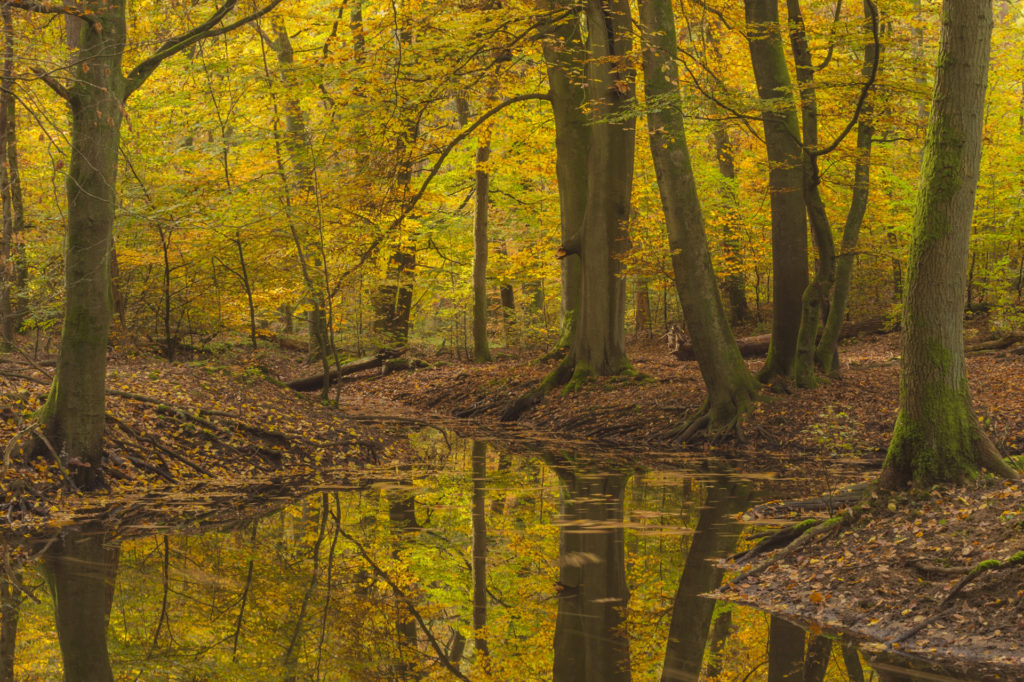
left=670, top=318, right=885, bottom=361
left=286, top=349, right=404, bottom=391
left=964, top=334, right=1023, bottom=353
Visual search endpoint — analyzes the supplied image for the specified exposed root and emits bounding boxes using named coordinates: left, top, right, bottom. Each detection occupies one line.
left=729, top=505, right=866, bottom=581
left=892, top=551, right=1024, bottom=644
left=500, top=354, right=574, bottom=422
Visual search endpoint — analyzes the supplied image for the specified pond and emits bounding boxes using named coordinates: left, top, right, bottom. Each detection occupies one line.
left=1, top=430, right=972, bottom=680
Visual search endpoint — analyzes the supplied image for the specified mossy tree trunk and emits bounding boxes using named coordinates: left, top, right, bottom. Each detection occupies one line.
left=744, top=0, right=808, bottom=383
left=639, top=0, right=759, bottom=437
left=563, top=0, right=635, bottom=383
left=35, top=3, right=127, bottom=489
left=881, top=0, right=1017, bottom=488
left=18, top=1, right=284, bottom=487
left=536, top=0, right=589, bottom=352
left=788, top=0, right=835, bottom=389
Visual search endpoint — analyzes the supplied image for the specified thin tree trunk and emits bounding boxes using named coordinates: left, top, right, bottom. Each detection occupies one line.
left=767, top=616, right=805, bottom=682
left=472, top=138, right=492, bottom=362
left=816, top=0, right=878, bottom=374
left=788, top=0, right=835, bottom=389
left=470, top=441, right=489, bottom=658
left=744, top=0, right=808, bottom=383
left=881, top=0, right=1017, bottom=486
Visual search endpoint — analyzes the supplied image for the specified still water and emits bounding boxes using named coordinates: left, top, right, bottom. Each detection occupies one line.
left=2, top=431, right=970, bottom=680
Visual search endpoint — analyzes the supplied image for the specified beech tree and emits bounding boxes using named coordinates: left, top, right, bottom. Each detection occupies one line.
left=743, top=0, right=808, bottom=384
left=639, top=0, right=759, bottom=438
left=7, top=0, right=285, bottom=488
left=880, top=0, right=1017, bottom=487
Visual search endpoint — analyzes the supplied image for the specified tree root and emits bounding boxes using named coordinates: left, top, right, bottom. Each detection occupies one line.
left=892, top=551, right=1024, bottom=644
left=730, top=505, right=866, bottom=581
left=661, top=399, right=750, bottom=445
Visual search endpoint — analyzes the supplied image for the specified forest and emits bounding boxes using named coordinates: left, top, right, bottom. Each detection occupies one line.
left=0, top=0, right=1022, bottom=679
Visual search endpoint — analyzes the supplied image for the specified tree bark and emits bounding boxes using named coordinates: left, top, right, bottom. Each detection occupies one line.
left=472, top=136, right=492, bottom=362
left=881, top=0, right=1017, bottom=487
left=744, top=0, right=808, bottom=383
left=34, top=2, right=127, bottom=487
left=788, top=0, right=835, bottom=389
left=640, top=0, right=759, bottom=436
left=0, top=7, right=25, bottom=346
left=536, top=0, right=589, bottom=352
left=564, top=0, right=635, bottom=382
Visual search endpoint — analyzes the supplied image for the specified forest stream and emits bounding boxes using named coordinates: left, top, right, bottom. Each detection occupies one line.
left=1, top=428, right=981, bottom=681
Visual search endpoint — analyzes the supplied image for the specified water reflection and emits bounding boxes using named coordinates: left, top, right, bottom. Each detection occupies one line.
left=661, top=477, right=748, bottom=682
left=0, top=434, right=992, bottom=680
left=43, top=527, right=119, bottom=682
left=552, top=470, right=631, bottom=682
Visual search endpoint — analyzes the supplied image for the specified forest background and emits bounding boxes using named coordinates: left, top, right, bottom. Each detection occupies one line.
left=0, top=0, right=1023, bottom=461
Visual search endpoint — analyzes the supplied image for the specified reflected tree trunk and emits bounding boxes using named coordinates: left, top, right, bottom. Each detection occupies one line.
left=388, top=486, right=421, bottom=678
left=767, top=616, right=805, bottom=682
left=661, top=478, right=750, bottom=681
left=552, top=471, right=631, bottom=682
left=44, top=530, right=120, bottom=682
left=0, top=557, right=19, bottom=682
left=471, top=441, right=489, bottom=658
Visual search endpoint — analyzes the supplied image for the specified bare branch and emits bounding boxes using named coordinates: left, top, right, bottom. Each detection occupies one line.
left=124, top=0, right=287, bottom=98
left=811, top=0, right=879, bottom=158
left=29, top=66, right=71, bottom=101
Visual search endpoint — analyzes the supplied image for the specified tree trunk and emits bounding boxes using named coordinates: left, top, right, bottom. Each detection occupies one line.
left=744, top=0, right=808, bottom=382
left=35, top=3, right=126, bottom=486
left=881, top=0, right=1017, bottom=487
left=0, top=7, right=24, bottom=346
left=565, top=0, right=635, bottom=382
left=816, top=0, right=878, bottom=375
left=711, top=120, right=751, bottom=325
left=640, top=0, right=759, bottom=437
left=536, top=0, right=589, bottom=352
left=788, top=0, right=835, bottom=389
left=472, top=137, right=492, bottom=362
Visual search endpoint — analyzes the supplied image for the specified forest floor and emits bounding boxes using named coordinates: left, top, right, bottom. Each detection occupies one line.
left=2, top=329, right=1023, bottom=674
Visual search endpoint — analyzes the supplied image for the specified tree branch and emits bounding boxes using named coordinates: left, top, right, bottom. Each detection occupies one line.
left=29, top=66, right=71, bottom=102
left=810, top=0, right=879, bottom=158
left=124, top=0, right=287, bottom=98
left=333, top=92, right=551, bottom=289
left=1, top=0, right=93, bottom=23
